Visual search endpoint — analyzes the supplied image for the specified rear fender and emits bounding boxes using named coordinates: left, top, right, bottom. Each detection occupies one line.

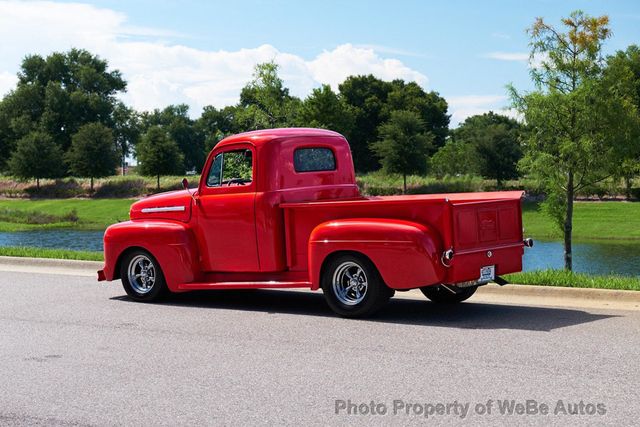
left=102, top=220, right=200, bottom=292
left=308, top=219, right=445, bottom=290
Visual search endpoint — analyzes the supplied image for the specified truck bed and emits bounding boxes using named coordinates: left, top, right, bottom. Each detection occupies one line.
left=282, top=191, right=525, bottom=286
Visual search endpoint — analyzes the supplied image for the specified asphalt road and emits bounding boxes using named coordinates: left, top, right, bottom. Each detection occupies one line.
left=1, top=269, right=639, bottom=426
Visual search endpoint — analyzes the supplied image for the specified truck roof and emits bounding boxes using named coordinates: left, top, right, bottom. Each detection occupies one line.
left=216, top=127, right=344, bottom=149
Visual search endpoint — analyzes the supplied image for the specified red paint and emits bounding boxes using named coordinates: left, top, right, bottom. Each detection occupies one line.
left=99, top=128, right=527, bottom=293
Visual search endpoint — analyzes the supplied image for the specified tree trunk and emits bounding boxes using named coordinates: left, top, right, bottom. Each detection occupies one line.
left=36, top=178, right=40, bottom=190
left=157, top=175, right=160, bottom=191
left=625, top=175, right=632, bottom=200
left=403, top=173, right=407, bottom=194
left=564, top=171, right=574, bottom=271
left=122, top=155, right=126, bottom=176
left=90, top=177, right=94, bottom=192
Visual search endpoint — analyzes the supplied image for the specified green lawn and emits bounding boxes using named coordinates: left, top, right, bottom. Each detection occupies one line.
left=0, top=199, right=132, bottom=231
left=505, top=269, right=640, bottom=291
left=522, top=201, right=640, bottom=241
left=0, top=246, right=103, bottom=261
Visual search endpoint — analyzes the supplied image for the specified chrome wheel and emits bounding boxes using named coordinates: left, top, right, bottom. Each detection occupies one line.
left=332, top=261, right=368, bottom=306
left=127, top=254, right=156, bottom=294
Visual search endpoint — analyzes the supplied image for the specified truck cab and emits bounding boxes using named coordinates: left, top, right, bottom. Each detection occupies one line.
left=99, top=128, right=531, bottom=317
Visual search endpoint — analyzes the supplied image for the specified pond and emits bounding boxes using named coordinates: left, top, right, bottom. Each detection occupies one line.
left=0, top=230, right=104, bottom=252
left=0, top=230, right=638, bottom=277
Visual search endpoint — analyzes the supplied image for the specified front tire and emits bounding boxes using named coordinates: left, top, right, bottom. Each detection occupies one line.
left=321, top=254, right=393, bottom=318
left=120, top=249, right=168, bottom=301
left=420, top=284, right=477, bottom=303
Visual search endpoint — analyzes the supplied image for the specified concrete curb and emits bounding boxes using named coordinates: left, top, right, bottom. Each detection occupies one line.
left=0, top=256, right=103, bottom=270
left=477, top=284, right=640, bottom=303
left=1, top=256, right=639, bottom=306
left=478, top=283, right=640, bottom=302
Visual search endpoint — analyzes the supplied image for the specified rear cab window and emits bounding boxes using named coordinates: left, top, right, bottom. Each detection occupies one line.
left=294, top=147, right=336, bottom=172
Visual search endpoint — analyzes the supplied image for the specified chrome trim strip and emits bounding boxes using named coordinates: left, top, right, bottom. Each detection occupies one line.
left=454, top=242, right=523, bottom=255
left=141, top=206, right=186, bottom=213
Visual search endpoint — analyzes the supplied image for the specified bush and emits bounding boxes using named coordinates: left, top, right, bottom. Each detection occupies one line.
left=0, top=207, right=78, bottom=224
left=94, top=178, right=146, bottom=198
left=357, top=173, right=485, bottom=196
left=24, top=179, right=85, bottom=198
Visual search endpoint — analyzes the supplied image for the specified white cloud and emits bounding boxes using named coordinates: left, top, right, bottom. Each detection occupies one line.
left=308, top=44, right=428, bottom=90
left=0, top=1, right=428, bottom=117
left=484, top=52, right=529, bottom=61
left=446, top=95, right=518, bottom=126
left=0, top=71, right=17, bottom=97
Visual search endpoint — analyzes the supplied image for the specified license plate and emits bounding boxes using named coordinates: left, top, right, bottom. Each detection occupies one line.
left=479, top=265, right=495, bottom=283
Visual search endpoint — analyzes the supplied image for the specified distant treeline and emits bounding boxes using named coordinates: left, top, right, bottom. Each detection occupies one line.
left=0, top=48, right=527, bottom=191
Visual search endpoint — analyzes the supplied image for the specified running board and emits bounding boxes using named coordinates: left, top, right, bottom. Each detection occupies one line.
left=177, top=281, right=312, bottom=291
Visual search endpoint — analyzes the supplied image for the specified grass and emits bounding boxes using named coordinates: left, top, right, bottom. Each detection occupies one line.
left=505, top=269, right=640, bottom=291
left=523, top=201, right=640, bottom=241
left=0, top=199, right=132, bottom=231
left=0, top=246, right=103, bottom=261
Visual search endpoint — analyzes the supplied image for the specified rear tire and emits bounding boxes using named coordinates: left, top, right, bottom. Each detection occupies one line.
left=420, top=284, right=477, bottom=303
left=120, top=249, right=168, bottom=301
left=321, top=254, right=393, bottom=318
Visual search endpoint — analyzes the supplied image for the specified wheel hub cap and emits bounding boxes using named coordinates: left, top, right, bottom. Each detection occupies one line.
left=127, top=255, right=156, bottom=294
left=332, top=261, right=368, bottom=306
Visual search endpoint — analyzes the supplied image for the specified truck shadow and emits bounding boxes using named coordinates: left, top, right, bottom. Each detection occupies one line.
left=111, top=289, right=617, bottom=332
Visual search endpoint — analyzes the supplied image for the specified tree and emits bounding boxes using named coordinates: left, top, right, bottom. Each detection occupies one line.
left=196, top=105, right=240, bottom=153
left=142, top=104, right=204, bottom=173
left=338, top=75, right=449, bottom=173
left=510, top=11, right=638, bottom=270
left=604, top=46, right=640, bottom=198
left=297, top=84, right=355, bottom=137
left=0, top=49, right=126, bottom=154
left=236, top=61, right=301, bottom=130
left=384, top=80, right=450, bottom=151
left=371, top=110, right=433, bottom=193
left=66, top=123, right=118, bottom=191
left=452, top=112, right=523, bottom=187
left=430, top=137, right=478, bottom=178
left=339, top=75, right=393, bottom=172
left=8, top=131, right=64, bottom=189
left=136, top=126, right=184, bottom=190
left=112, top=102, right=141, bottom=175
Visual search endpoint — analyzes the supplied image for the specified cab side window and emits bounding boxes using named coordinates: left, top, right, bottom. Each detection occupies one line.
left=206, top=149, right=253, bottom=187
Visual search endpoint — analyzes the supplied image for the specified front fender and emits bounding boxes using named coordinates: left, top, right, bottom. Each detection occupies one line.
left=308, top=218, right=445, bottom=290
left=101, top=220, right=200, bottom=292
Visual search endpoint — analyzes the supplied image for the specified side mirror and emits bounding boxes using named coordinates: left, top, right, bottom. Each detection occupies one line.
left=182, top=178, right=189, bottom=190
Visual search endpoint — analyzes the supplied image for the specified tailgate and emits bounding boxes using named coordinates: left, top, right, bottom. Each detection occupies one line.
left=445, top=193, right=524, bottom=283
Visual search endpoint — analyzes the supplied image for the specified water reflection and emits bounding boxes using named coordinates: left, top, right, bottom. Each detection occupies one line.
left=0, top=230, right=104, bottom=252
left=524, top=240, right=640, bottom=276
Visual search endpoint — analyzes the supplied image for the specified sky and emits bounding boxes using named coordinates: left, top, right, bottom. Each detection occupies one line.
left=0, top=0, right=639, bottom=126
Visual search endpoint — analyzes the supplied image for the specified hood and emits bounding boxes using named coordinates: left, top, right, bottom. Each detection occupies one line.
left=130, top=189, right=193, bottom=222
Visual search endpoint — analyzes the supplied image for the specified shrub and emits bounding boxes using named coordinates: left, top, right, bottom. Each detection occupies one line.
left=24, top=179, right=84, bottom=198
left=94, top=178, right=146, bottom=198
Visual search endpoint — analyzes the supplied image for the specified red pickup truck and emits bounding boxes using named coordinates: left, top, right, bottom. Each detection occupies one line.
left=98, top=128, right=532, bottom=317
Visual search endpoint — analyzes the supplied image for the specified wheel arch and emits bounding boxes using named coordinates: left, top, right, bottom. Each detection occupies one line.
left=308, top=218, right=446, bottom=290
left=102, top=220, right=200, bottom=291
